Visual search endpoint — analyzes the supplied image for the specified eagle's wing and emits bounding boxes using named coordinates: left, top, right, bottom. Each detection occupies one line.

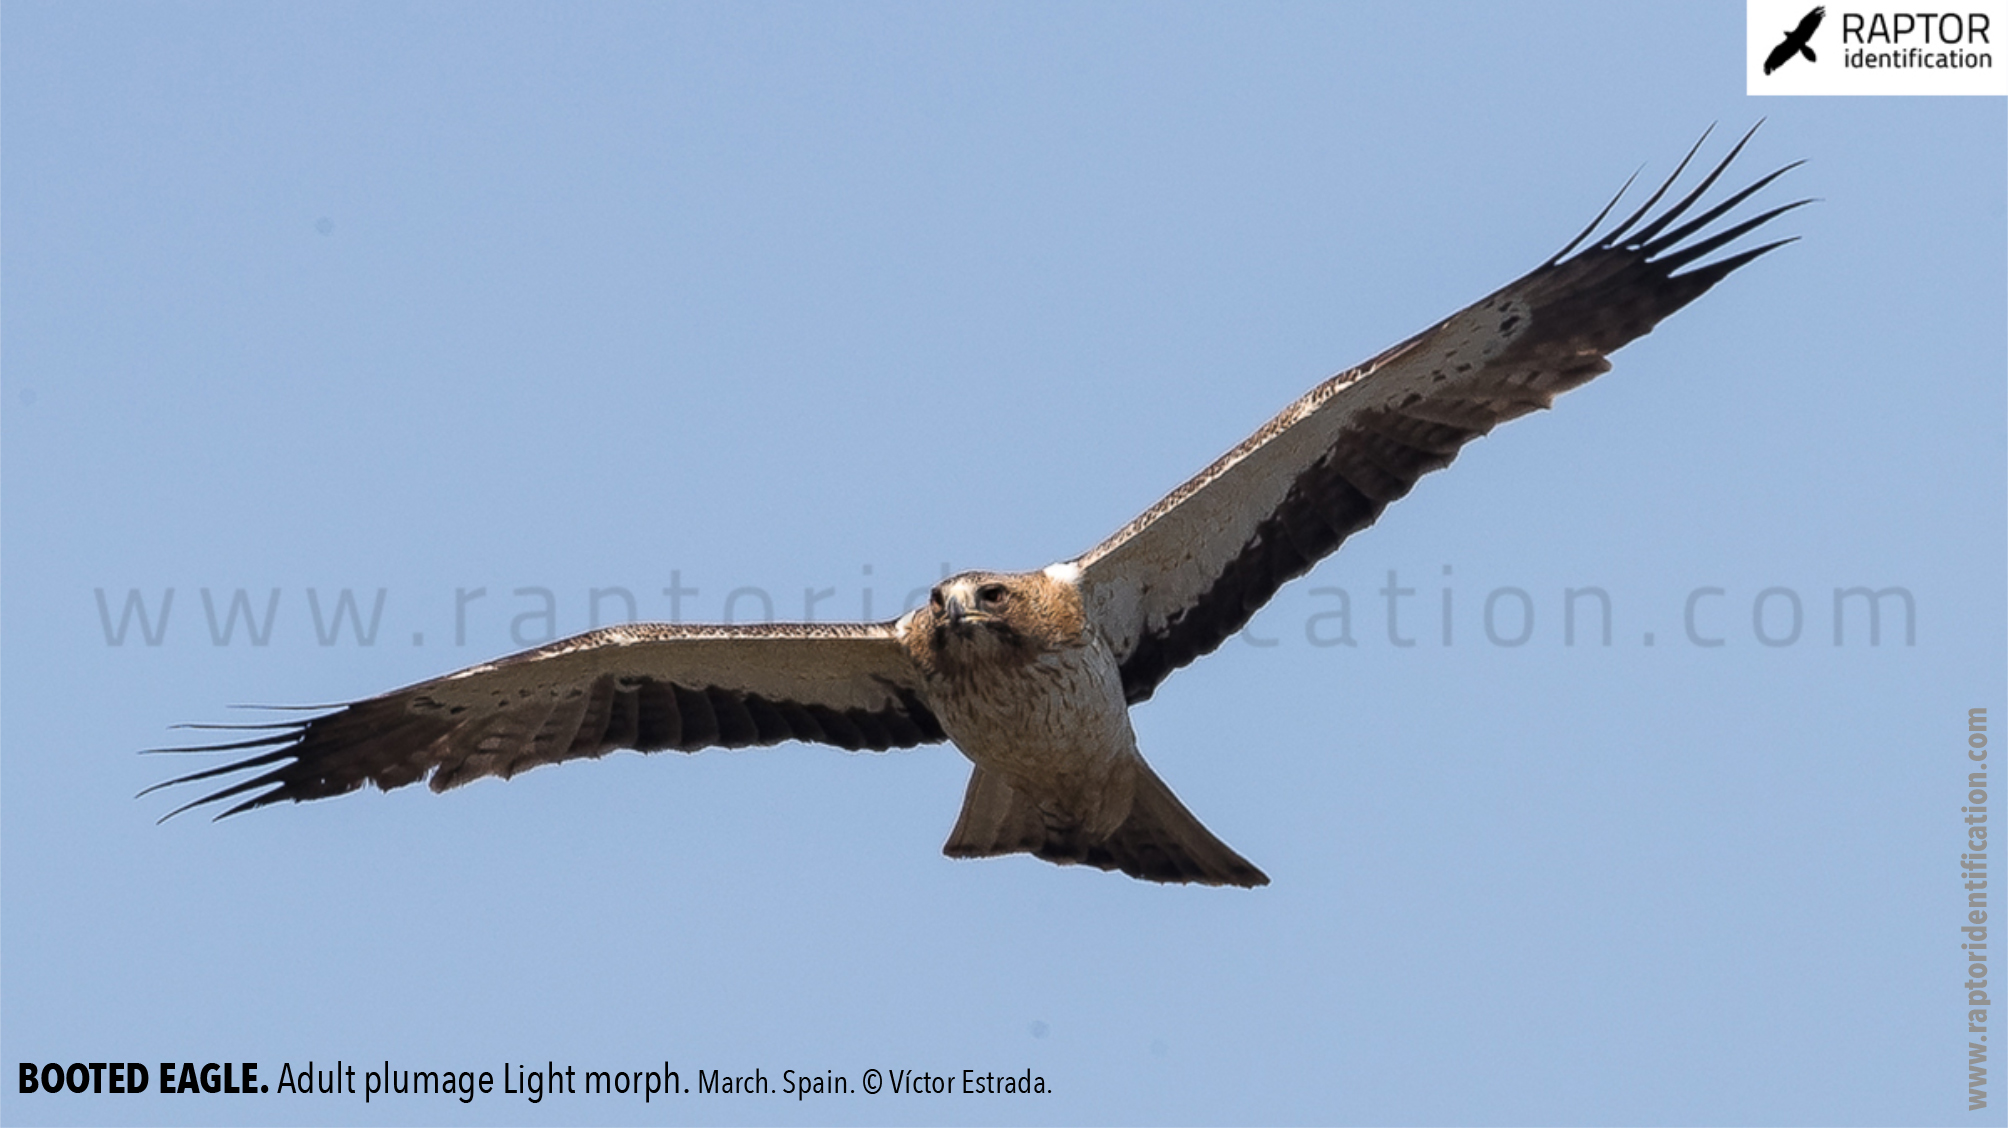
left=147, top=621, right=944, bottom=819
left=1763, top=36, right=1799, bottom=73
left=1795, top=6, right=1825, bottom=38
left=1071, top=125, right=1806, bottom=704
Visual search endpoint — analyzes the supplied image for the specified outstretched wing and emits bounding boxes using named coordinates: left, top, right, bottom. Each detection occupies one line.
left=1072, top=125, right=1807, bottom=704
left=147, top=621, right=945, bottom=819
left=1764, top=36, right=1799, bottom=73
left=1794, top=6, right=1825, bottom=39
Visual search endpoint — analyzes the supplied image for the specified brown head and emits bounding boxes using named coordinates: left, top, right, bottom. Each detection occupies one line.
left=900, top=566, right=1088, bottom=680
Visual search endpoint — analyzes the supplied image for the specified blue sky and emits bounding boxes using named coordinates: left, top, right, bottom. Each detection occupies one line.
left=3, top=3, right=2003, bottom=1125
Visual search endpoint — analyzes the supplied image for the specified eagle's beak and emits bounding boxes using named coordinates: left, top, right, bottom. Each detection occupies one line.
left=943, top=590, right=975, bottom=625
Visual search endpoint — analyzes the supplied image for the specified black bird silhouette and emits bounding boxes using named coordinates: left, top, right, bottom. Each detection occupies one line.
left=1765, top=6, right=1825, bottom=74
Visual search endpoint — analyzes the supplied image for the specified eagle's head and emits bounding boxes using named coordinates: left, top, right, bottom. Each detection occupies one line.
left=902, top=566, right=1087, bottom=679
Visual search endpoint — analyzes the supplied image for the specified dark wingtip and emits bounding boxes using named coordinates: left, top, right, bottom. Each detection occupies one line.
left=166, top=720, right=305, bottom=732
left=155, top=792, right=224, bottom=824
left=1617, top=122, right=1765, bottom=250
left=143, top=732, right=302, bottom=756
left=1654, top=199, right=1814, bottom=276
left=1550, top=123, right=1805, bottom=290
left=142, top=708, right=326, bottom=819
left=1547, top=165, right=1643, bottom=266
left=1668, top=235, right=1803, bottom=290
left=1597, top=122, right=1718, bottom=250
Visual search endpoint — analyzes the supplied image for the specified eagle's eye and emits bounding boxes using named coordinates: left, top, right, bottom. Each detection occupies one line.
left=978, top=584, right=1008, bottom=606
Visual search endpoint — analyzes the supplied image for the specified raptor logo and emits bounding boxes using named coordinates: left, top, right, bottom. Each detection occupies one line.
left=1765, top=5, right=1826, bottom=72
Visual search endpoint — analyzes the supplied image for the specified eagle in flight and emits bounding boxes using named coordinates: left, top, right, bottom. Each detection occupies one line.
left=151, top=126, right=1804, bottom=887
left=1764, top=6, right=1825, bottom=74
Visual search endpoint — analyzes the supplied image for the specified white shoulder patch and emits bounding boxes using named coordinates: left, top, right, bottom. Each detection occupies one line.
left=1043, top=561, right=1083, bottom=586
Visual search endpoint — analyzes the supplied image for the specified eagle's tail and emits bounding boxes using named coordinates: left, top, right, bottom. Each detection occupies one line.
left=943, top=763, right=1269, bottom=887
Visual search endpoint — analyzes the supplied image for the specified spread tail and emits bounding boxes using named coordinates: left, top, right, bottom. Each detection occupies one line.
left=943, top=762, right=1269, bottom=887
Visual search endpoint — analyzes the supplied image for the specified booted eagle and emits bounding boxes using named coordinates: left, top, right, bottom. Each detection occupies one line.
left=151, top=127, right=1804, bottom=887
